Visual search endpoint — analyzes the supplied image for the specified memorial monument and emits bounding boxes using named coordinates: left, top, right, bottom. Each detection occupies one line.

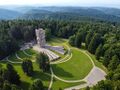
left=35, top=28, right=46, bottom=47
left=33, top=28, right=65, bottom=61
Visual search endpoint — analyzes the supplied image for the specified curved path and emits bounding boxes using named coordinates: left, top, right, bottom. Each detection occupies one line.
left=6, top=52, right=35, bottom=63
left=48, top=68, right=54, bottom=90
left=63, top=49, right=106, bottom=90
left=51, top=52, right=73, bottom=64
left=49, top=45, right=106, bottom=90
left=22, top=50, right=32, bottom=57
left=15, top=53, right=23, bottom=60
left=51, top=68, right=84, bottom=83
left=1, top=44, right=106, bottom=90
left=6, top=57, right=22, bottom=64
left=50, top=44, right=71, bottom=64
left=65, top=66, right=106, bottom=90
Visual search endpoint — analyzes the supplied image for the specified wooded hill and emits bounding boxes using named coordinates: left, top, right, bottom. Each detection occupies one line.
left=1, top=7, right=120, bottom=22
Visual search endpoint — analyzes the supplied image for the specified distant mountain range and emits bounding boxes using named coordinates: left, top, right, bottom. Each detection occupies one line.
left=0, top=6, right=120, bottom=22
left=0, top=8, right=21, bottom=19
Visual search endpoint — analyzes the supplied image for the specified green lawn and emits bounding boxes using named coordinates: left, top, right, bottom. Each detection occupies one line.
left=0, top=62, right=51, bottom=90
left=0, top=48, right=51, bottom=90
left=8, top=54, right=22, bottom=62
left=24, top=48, right=37, bottom=56
left=52, top=48, right=93, bottom=80
left=0, top=37, right=108, bottom=90
left=17, top=50, right=36, bottom=62
left=52, top=78, right=85, bottom=90
left=48, top=37, right=67, bottom=46
left=17, top=51, right=29, bottom=59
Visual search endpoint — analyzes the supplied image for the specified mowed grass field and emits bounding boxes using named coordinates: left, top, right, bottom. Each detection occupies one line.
left=47, top=37, right=67, bottom=46
left=0, top=37, right=107, bottom=90
left=52, top=48, right=93, bottom=80
left=0, top=61, right=51, bottom=90
left=51, top=79, right=85, bottom=90
left=0, top=49, right=51, bottom=90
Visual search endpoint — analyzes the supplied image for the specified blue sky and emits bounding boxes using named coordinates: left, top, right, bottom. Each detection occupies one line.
left=0, top=0, right=120, bottom=8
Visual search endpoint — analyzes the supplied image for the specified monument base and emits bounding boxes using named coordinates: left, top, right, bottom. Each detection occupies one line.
left=33, top=45, right=60, bottom=61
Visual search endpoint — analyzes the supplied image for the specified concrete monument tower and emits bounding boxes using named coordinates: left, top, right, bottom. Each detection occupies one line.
left=35, top=28, right=46, bottom=48
left=34, top=28, right=65, bottom=61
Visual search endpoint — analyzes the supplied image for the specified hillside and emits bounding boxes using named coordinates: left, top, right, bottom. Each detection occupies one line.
left=0, top=8, right=21, bottom=19
left=20, top=7, right=120, bottom=22
left=1, top=6, right=120, bottom=22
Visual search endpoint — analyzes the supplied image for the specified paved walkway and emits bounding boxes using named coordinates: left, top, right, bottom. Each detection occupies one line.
left=6, top=57, right=22, bottom=64
left=50, top=44, right=71, bottom=64
left=6, top=52, right=35, bottom=63
left=48, top=68, right=54, bottom=90
left=1, top=44, right=107, bottom=90
left=65, top=66, right=106, bottom=90
left=22, top=50, right=32, bottom=57
left=49, top=46, right=106, bottom=90
left=64, top=49, right=106, bottom=90
left=15, top=53, right=23, bottom=60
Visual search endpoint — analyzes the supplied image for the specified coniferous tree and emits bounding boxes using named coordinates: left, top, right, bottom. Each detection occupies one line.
left=95, top=44, right=103, bottom=60
left=85, top=86, right=90, bottom=90
left=0, top=76, right=4, bottom=89
left=103, top=47, right=116, bottom=67
left=22, top=59, right=33, bottom=76
left=3, top=81, right=11, bottom=90
left=5, top=64, right=20, bottom=85
left=11, top=84, right=20, bottom=90
left=29, top=79, right=44, bottom=90
left=36, top=53, right=50, bottom=72
left=45, top=28, right=52, bottom=41
left=108, top=55, right=119, bottom=71
left=88, top=33, right=103, bottom=54
left=69, top=35, right=76, bottom=46
left=85, top=31, right=93, bottom=49
left=75, top=33, right=82, bottom=48
left=93, top=80, right=113, bottom=90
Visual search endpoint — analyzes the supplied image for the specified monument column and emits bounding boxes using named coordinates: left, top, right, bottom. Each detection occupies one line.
left=35, top=28, right=46, bottom=48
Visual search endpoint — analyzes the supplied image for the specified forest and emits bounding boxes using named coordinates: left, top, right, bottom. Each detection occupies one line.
left=0, top=19, right=120, bottom=89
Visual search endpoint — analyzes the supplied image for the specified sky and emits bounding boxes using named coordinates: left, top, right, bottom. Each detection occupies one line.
left=0, top=0, right=120, bottom=8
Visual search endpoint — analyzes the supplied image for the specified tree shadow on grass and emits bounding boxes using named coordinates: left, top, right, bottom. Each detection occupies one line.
left=44, top=86, right=49, bottom=90
left=31, top=71, right=50, bottom=81
left=20, top=81, right=30, bottom=90
left=52, top=65, right=73, bottom=78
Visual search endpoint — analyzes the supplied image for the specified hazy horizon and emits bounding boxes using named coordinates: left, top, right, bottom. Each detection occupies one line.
left=0, top=0, right=120, bottom=9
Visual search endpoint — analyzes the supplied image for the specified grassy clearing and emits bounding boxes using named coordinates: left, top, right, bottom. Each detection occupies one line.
left=52, top=78, right=85, bottom=90
left=52, top=48, right=93, bottom=80
left=24, top=48, right=37, bottom=56
left=67, top=41, right=107, bottom=73
left=0, top=37, right=108, bottom=90
left=8, top=54, right=22, bottom=62
left=0, top=61, right=51, bottom=90
left=17, top=51, right=29, bottom=59
left=48, top=37, right=67, bottom=46
left=23, top=49, right=37, bottom=61
left=0, top=48, right=51, bottom=90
